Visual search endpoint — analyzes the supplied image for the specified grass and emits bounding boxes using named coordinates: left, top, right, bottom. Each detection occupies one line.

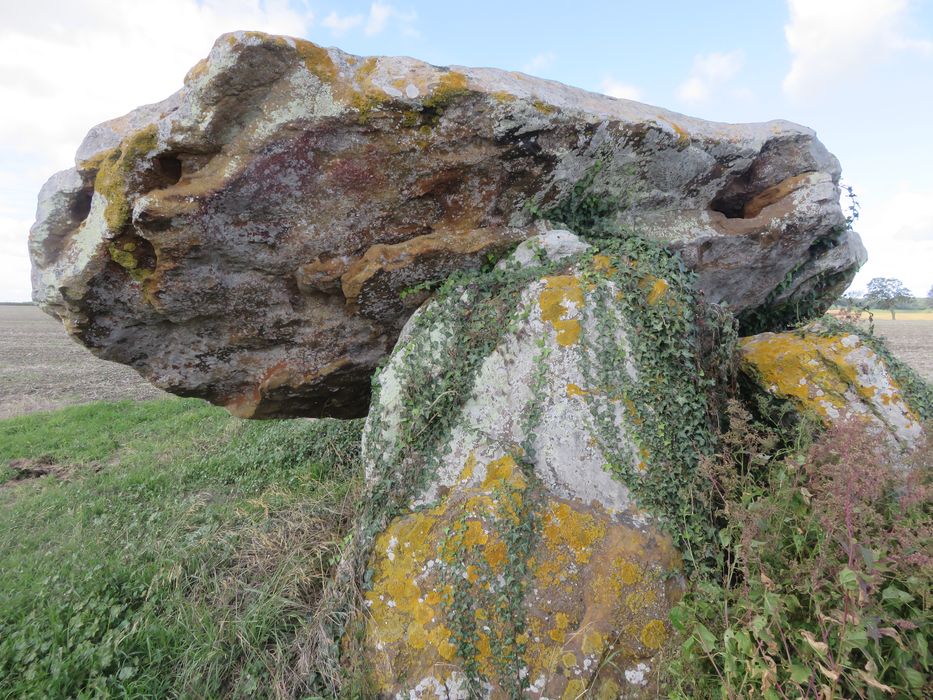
left=0, top=398, right=362, bottom=699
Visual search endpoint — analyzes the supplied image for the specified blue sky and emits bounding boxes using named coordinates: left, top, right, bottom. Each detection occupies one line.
left=1, top=0, right=931, bottom=301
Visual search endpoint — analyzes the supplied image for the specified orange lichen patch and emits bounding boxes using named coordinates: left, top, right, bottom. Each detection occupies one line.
left=539, top=275, right=585, bottom=346
left=483, top=539, right=507, bottom=570
left=431, top=70, right=469, bottom=100
left=482, top=454, right=525, bottom=490
left=742, top=172, right=812, bottom=218
left=657, top=117, right=691, bottom=147
left=459, top=451, right=476, bottom=481
left=563, top=679, right=586, bottom=699
left=462, top=520, right=488, bottom=548
left=596, top=678, right=623, bottom=700
left=739, top=332, right=904, bottom=422
left=635, top=273, right=670, bottom=306
left=341, top=226, right=518, bottom=304
left=582, top=629, right=605, bottom=655
left=542, top=502, right=605, bottom=565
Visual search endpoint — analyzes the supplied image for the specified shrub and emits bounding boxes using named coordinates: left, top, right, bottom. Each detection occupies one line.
left=667, top=403, right=932, bottom=698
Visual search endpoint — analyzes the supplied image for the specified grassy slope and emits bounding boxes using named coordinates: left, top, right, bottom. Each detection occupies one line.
left=0, top=399, right=362, bottom=699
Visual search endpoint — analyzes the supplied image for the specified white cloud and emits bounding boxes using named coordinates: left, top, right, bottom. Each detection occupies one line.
left=522, top=52, right=556, bottom=75
left=677, top=50, right=744, bottom=103
left=0, top=0, right=314, bottom=301
left=322, top=10, right=364, bottom=36
left=599, top=77, right=643, bottom=101
left=783, top=0, right=933, bottom=98
left=365, top=1, right=394, bottom=35
left=368, top=2, right=418, bottom=37
left=849, top=186, right=933, bottom=297
left=0, top=216, right=33, bottom=302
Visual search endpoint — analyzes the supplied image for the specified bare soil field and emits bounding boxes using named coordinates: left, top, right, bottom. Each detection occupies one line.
left=0, top=304, right=165, bottom=419
left=865, top=318, right=933, bottom=382
left=2, top=305, right=931, bottom=421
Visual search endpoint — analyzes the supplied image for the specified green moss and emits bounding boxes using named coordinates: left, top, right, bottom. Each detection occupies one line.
left=91, top=125, right=159, bottom=232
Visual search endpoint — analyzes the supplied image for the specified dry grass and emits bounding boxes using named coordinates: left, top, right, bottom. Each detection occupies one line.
left=0, top=304, right=165, bottom=419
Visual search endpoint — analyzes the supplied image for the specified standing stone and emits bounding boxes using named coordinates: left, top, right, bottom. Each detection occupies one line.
left=356, top=231, right=720, bottom=697
left=740, top=322, right=929, bottom=457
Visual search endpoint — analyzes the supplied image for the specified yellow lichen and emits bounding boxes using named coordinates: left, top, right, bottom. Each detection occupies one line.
left=361, top=451, right=681, bottom=696
left=563, top=679, right=586, bottom=699
left=491, top=90, right=516, bottom=103
left=591, top=254, right=616, bottom=274
left=539, top=275, right=584, bottom=346
left=646, top=277, right=669, bottom=305
left=532, top=99, right=556, bottom=114
left=292, top=38, right=338, bottom=84
left=738, top=332, right=912, bottom=422
left=640, top=619, right=668, bottom=649
left=566, top=383, right=588, bottom=398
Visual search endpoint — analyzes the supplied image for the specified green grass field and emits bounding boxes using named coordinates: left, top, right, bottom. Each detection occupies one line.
left=0, top=399, right=361, bottom=699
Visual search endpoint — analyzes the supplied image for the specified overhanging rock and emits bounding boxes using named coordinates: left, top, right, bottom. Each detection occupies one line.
left=30, top=31, right=864, bottom=418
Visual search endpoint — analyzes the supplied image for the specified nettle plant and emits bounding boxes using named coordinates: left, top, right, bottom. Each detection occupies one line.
left=667, top=403, right=932, bottom=699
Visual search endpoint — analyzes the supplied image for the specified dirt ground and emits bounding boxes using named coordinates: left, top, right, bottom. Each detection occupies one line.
left=1, top=305, right=931, bottom=421
left=864, top=318, right=933, bottom=382
left=0, top=304, right=166, bottom=419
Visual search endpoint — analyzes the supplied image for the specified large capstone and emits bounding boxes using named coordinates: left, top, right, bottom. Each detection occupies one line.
left=30, top=30, right=863, bottom=418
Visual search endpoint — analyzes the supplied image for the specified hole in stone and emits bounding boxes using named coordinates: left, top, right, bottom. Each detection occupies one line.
left=709, top=175, right=754, bottom=219
left=154, top=154, right=183, bottom=186
left=71, top=188, right=93, bottom=223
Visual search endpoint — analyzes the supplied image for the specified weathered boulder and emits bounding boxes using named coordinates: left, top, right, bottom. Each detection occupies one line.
left=740, top=322, right=930, bottom=455
left=350, top=231, right=723, bottom=697
left=30, top=30, right=862, bottom=418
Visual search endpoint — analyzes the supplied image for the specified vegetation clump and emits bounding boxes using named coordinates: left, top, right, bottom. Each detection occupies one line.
left=667, top=403, right=932, bottom=699
left=0, top=399, right=363, bottom=699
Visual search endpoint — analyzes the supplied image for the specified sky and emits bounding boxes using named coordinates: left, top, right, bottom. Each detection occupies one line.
left=1, top=0, right=931, bottom=301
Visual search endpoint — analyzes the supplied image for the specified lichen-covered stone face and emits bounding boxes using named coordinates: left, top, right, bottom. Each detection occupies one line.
left=31, top=30, right=863, bottom=418
left=359, top=232, right=687, bottom=697
left=364, top=456, right=680, bottom=699
left=739, top=325, right=924, bottom=454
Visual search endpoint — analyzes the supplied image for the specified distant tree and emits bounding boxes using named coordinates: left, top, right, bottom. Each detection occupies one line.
left=865, top=277, right=912, bottom=319
left=839, top=289, right=862, bottom=308
left=928, top=284, right=933, bottom=309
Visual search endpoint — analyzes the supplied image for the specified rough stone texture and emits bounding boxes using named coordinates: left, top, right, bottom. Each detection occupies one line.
left=740, top=325, right=924, bottom=454
left=30, top=30, right=863, bottom=418
left=360, top=232, right=683, bottom=698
